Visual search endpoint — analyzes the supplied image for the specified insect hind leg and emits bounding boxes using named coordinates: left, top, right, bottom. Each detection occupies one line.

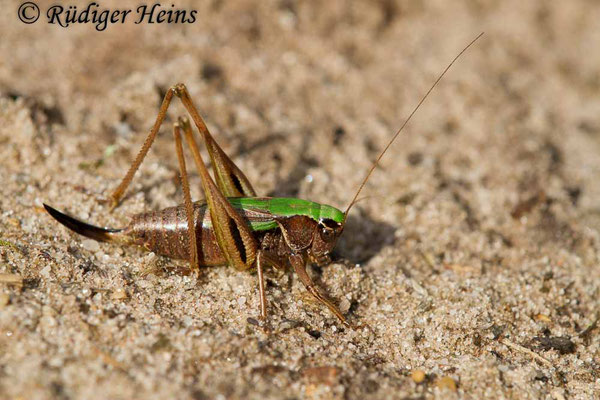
left=173, top=118, right=199, bottom=271
left=108, top=83, right=256, bottom=209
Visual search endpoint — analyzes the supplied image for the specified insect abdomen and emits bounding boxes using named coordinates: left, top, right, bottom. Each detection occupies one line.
left=126, top=202, right=226, bottom=265
left=45, top=198, right=324, bottom=267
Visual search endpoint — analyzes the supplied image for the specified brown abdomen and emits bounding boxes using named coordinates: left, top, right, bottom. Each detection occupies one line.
left=124, top=202, right=226, bottom=266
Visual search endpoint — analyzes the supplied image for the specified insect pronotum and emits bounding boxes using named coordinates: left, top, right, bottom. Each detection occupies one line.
left=44, top=33, right=483, bottom=329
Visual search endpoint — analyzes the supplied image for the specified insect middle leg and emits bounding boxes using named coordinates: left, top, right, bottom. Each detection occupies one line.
left=257, top=251, right=268, bottom=319
left=256, top=251, right=287, bottom=321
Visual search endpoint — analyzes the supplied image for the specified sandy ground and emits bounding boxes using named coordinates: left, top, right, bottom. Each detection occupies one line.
left=1, top=0, right=600, bottom=399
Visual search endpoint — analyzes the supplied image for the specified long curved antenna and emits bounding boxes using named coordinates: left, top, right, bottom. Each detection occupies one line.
left=345, top=32, right=484, bottom=217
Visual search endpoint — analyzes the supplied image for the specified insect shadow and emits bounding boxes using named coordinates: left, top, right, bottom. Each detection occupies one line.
left=262, top=131, right=397, bottom=266
left=334, top=211, right=396, bottom=265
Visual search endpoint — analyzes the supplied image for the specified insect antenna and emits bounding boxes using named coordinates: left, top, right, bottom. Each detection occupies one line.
left=344, top=32, right=484, bottom=218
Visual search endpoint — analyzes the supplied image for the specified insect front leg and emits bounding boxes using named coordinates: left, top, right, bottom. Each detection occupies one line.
left=289, top=253, right=353, bottom=329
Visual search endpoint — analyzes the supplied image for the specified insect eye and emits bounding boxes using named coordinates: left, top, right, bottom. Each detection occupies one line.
left=320, top=227, right=335, bottom=242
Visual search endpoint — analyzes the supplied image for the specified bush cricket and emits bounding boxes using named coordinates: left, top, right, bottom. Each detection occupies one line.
left=44, top=33, right=483, bottom=329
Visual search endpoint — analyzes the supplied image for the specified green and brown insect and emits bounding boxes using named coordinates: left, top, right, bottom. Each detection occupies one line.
left=44, top=34, right=482, bottom=328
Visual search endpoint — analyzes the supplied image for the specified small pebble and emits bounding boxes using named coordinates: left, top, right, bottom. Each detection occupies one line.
left=0, top=273, right=23, bottom=286
left=48, top=357, right=64, bottom=368
left=0, top=293, right=9, bottom=308
left=302, top=366, right=340, bottom=386
left=39, top=265, right=51, bottom=279
left=411, top=369, right=426, bottom=383
left=82, top=239, right=100, bottom=252
left=436, top=376, right=457, bottom=391
left=111, top=288, right=128, bottom=300
left=534, top=314, right=551, bottom=323
left=40, top=315, right=57, bottom=329
left=339, top=298, right=351, bottom=313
